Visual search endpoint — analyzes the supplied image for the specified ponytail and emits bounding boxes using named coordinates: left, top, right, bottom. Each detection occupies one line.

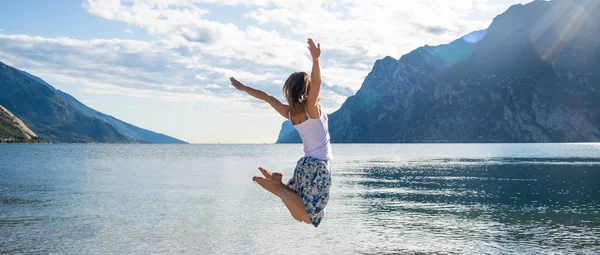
left=283, top=72, right=310, bottom=114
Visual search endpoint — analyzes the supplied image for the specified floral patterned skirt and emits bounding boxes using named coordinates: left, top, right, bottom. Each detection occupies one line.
left=286, top=156, right=332, bottom=227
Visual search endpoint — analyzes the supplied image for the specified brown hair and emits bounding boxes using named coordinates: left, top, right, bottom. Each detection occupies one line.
left=283, top=72, right=310, bottom=114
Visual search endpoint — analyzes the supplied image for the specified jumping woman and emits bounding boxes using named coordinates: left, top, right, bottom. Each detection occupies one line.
left=230, top=38, right=332, bottom=227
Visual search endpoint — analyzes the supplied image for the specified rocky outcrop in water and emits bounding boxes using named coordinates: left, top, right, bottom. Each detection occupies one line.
left=277, top=0, right=600, bottom=143
left=0, top=104, right=43, bottom=143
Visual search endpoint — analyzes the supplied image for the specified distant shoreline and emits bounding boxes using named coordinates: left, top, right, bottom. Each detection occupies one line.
left=0, top=138, right=45, bottom=144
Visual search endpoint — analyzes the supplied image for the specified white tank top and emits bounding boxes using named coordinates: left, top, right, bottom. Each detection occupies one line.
left=288, top=106, right=333, bottom=161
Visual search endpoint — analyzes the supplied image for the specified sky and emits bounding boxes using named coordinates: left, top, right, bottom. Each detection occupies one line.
left=0, top=0, right=533, bottom=143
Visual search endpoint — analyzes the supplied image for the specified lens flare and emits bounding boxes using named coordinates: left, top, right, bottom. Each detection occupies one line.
left=461, top=30, right=487, bottom=45
left=416, top=31, right=485, bottom=72
left=529, top=0, right=596, bottom=63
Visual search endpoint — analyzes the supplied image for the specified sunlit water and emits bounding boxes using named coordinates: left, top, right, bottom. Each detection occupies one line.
left=1, top=144, right=599, bottom=254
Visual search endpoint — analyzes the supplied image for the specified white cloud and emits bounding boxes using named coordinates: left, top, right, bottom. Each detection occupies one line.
left=206, top=66, right=274, bottom=83
left=0, top=34, right=234, bottom=103
left=124, top=28, right=133, bottom=34
left=206, top=84, right=221, bottom=89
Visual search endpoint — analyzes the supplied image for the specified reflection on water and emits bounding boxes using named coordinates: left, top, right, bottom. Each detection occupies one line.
left=1, top=144, right=599, bottom=254
left=346, top=159, right=600, bottom=254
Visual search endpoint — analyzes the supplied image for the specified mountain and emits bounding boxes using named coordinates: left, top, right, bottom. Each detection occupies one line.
left=0, top=61, right=187, bottom=143
left=276, top=120, right=300, bottom=143
left=56, top=91, right=185, bottom=144
left=0, top=104, right=43, bottom=143
left=277, top=0, right=600, bottom=143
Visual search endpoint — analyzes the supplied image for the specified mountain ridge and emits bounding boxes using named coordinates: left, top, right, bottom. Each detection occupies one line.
left=0, top=60, right=187, bottom=144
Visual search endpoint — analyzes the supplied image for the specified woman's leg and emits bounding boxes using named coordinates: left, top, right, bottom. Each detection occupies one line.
left=253, top=167, right=311, bottom=224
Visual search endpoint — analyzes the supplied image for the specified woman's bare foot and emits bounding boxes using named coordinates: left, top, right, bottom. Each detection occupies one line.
left=271, top=172, right=283, bottom=183
left=258, top=167, right=272, bottom=179
left=253, top=167, right=285, bottom=197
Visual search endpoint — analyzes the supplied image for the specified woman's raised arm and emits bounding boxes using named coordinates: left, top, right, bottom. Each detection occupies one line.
left=306, top=38, right=321, bottom=107
left=230, top=77, right=290, bottom=119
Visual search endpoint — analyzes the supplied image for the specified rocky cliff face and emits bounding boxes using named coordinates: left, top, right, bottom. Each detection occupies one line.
left=277, top=0, right=600, bottom=143
left=0, top=104, right=43, bottom=143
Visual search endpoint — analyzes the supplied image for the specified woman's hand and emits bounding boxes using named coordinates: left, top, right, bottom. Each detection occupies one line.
left=307, top=38, right=321, bottom=60
left=230, top=77, right=246, bottom=91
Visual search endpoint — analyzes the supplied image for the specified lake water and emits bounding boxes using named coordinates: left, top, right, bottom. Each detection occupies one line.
left=1, top=144, right=599, bottom=254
